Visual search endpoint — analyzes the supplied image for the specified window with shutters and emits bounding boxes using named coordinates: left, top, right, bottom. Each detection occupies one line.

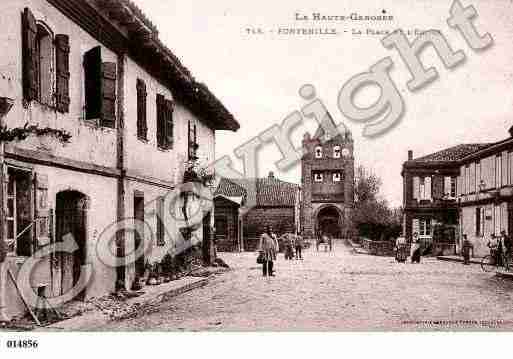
left=418, top=218, right=432, bottom=237
left=22, top=8, right=70, bottom=111
left=443, top=176, right=457, bottom=198
left=5, top=168, right=33, bottom=257
left=188, top=121, right=198, bottom=160
left=136, top=79, right=147, bottom=140
left=418, top=176, right=432, bottom=200
left=84, top=46, right=116, bottom=128
left=156, top=94, right=174, bottom=149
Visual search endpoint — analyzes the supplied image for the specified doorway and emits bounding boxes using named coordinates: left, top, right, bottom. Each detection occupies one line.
left=203, top=212, right=212, bottom=264
left=133, top=194, right=145, bottom=278
left=55, top=191, right=88, bottom=301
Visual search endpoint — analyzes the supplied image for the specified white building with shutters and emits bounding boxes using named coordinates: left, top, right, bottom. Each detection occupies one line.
left=0, top=0, right=239, bottom=320
left=402, top=146, right=479, bottom=256
left=403, top=127, right=513, bottom=258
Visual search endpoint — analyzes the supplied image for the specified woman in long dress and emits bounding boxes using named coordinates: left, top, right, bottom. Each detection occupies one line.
left=395, top=236, right=407, bottom=263
left=411, top=232, right=421, bottom=263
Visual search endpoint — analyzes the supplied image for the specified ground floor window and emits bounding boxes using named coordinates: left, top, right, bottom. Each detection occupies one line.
left=418, top=218, right=432, bottom=237
left=6, top=167, right=33, bottom=257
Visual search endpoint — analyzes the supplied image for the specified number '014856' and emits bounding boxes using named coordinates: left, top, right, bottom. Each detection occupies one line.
left=6, top=340, right=39, bottom=349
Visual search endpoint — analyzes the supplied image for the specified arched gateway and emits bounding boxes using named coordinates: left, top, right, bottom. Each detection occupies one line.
left=316, top=205, right=343, bottom=238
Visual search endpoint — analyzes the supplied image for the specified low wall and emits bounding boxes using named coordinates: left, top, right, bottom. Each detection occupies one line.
left=432, top=243, right=457, bottom=256
left=361, top=238, right=395, bottom=256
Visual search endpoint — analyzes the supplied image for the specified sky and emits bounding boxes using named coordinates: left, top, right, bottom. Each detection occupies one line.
left=132, top=0, right=513, bottom=207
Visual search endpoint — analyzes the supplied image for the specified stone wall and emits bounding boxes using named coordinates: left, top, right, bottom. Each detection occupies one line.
left=243, top=206, right=295, bottom=251
left=361, top=238, right=395, bottom=256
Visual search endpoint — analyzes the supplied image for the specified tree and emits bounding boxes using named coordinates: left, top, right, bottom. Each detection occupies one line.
left=353, top=165, right=402, bottom=241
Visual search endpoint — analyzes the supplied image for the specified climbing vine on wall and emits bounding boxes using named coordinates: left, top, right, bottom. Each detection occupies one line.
left=0, top=123, right=72, bottom=143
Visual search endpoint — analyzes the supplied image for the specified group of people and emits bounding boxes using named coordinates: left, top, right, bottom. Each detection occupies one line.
left=396, top=230, right=513, bottom=266
left=256, top=226, right=305, bottom=277
left=394, top=232, right=422, bottom=263
left=483, top=230, right=512, bottom=266
left=282, top=232, right=304, bottom=261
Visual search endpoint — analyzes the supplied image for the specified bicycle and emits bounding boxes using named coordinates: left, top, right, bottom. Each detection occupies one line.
left=481, top=251, right=511, bottom=272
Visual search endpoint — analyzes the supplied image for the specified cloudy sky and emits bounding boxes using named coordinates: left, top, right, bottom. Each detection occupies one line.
left=133, top=0, right=513, bottom=207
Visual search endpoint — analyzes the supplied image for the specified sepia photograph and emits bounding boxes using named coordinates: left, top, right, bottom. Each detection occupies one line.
left=1, top=0, right=513, bottom=356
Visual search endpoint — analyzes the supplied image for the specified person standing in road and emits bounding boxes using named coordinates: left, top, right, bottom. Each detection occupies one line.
left=487, top=233, right=499, bottom=265
left=258, top=225, right=278, bottom=277
left=410, top=232, right=421, bottom=263
left=501, top=230, right=511, bottom=261
left=295, top=231, right=304, bottom=260
left=462, top=234, right=472, bottom=265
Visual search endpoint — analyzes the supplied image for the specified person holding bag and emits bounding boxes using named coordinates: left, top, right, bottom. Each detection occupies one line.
left=257, top=225, right=278, bottom=277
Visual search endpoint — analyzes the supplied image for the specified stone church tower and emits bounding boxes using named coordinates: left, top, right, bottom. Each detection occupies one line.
left=300, top=122, right=354, bottom=239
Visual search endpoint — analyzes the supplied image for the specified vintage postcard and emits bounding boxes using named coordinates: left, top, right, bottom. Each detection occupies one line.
left=0, top=0, right=513, bottom=354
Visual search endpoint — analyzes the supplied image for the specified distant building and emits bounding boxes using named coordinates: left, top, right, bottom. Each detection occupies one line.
left=300, top=123, right=354, bottom=240
left=402, top=126, right=513, bottom=257
left=402, top=145, right=488, bottom=255
left=214, top=172, right=301, bottom=251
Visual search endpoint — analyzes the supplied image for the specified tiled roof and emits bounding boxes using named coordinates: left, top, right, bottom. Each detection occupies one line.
left=215, top=175, right=300, bottom=207
left=93, top=0, right=239, bottom=131
left=409, top=143, right=492, bottom=163
left=215, top=178, right=246, bottom=198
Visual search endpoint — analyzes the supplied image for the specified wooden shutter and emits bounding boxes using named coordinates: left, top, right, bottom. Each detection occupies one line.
left=188, top=121, right=192, bottom=158
left=34, top=173, right=51, bottom=247
left=101, top=62, right=116, bottom=128
left=156, top=94, right=165, bottom=147
left=444, top=176, right=451, bottom=196
left=156, top=197, right=165, bottom=246
left=84, top=46, right=102, bottom=120
left=55, top=34, right=70, bottom=113
left=413, top=177, right=419, bottom=200
left=193, top=124, right=197, bottom=156
left=475, top=208, right=481, bottom=236
left=165, top=99, right=174, bottom=148
left=136, top=79, right=147, bottom=139
left=502, top=152, right=508, bottom=188
left=425, top=176, right=432, bottom=200
left=22, top=7, right=38, bottom=101
left=412, top=218, right=420, bottom=236
left=0, top=166, right=7, bottom=262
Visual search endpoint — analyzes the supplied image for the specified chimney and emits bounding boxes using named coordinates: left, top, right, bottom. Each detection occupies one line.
left=509, top=125, right=513, bottom=138
left=408, top=150, right=413, bottom=161
left=268, top=171, right=275, bottom=179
